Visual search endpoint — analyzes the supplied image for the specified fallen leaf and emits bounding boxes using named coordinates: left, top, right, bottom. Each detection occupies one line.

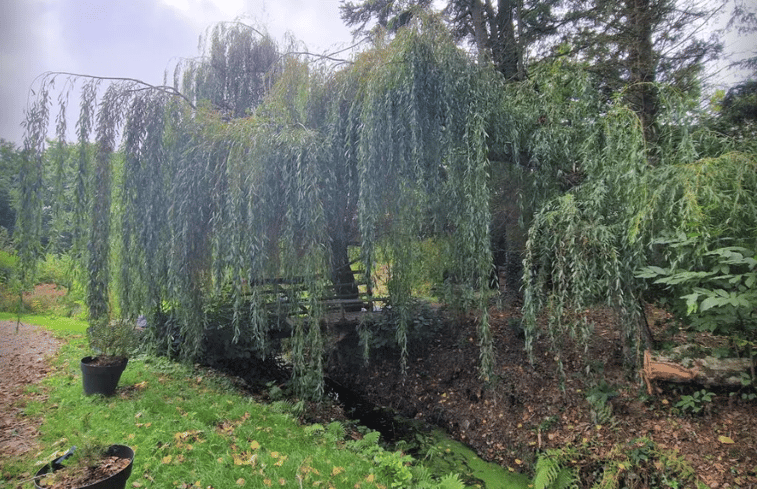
left=718, top=435, right=735, bottom=444
left=233, top=452, right=256, bottom=466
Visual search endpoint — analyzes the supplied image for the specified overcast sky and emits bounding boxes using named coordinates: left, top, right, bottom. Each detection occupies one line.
left=1, top=1, right=755, bottom=146
left=0, top=0, right=354, bottom=144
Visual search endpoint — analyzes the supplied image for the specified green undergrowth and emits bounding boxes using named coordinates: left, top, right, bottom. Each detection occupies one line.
left=416, top=429, right=530, bottom=488
left=0, top=332, right=472, bottom=489
left=532, top=438, right=708, bottom=489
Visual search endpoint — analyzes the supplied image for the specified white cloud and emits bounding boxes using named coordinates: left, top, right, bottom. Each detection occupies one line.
left=0, top=0, right=353, bottom=144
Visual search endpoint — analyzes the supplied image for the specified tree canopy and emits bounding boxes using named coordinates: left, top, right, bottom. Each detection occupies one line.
left=16, top=10, right=757, bottom=398
left=19, top=18, right=503, bottom=396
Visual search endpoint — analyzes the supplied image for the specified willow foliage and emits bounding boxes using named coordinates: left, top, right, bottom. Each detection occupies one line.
left=19, top=17, right=504, bottom=395
left=519, top=72, right=757, bottom=371
left=352, top=20, right=498, bottom=376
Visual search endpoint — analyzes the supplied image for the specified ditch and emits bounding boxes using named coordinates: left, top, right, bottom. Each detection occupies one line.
left=324, top=378, right=530, bottom=488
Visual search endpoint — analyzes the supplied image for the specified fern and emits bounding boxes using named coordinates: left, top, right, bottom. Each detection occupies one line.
left=346, top=430, right=382, bottom=454
left=410, top=465, right=433, bottom=487
left=552, top=467, right=579, bottom=489
left=436, top=472, right=467, bottom=489
left=534, top=449, right=578, bottom=489
left=325, top=421, right=346, bottom=443
left=589, top=399, right=613, bottom=425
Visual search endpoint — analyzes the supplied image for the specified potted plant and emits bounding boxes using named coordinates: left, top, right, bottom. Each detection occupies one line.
left=81, top=318, right=138, bottom=396
left=34, top=443, right=134, bottom=489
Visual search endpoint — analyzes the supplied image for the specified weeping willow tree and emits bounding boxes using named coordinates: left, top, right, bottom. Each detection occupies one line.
left=351, top=21, right=501, bottom=375
left=19, top=16, right=501, bottom=396
left=516, top=64, right=757, bottom=376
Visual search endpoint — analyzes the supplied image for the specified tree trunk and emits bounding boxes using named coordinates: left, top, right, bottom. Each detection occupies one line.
left=330, top=237, right=359, bottom=299
left=471, top=0, right=491, bottom=65
left=642, top=347, right=755, bottom=395
left=624, top=0, right=659, bottom=150
left=493, top=0, right=521, bottom=80
left=330, top=236, right=362, bottom=313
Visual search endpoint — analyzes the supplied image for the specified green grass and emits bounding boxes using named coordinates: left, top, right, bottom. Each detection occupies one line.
left=0, top=328, right=479, bottom=489
left=0, top=312, right=89, bottom=334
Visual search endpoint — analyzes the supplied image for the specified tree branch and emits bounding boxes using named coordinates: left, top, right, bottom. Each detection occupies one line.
left=279, top=49, right=357, bottom=65
left=35, top=71, right=196, bottom=110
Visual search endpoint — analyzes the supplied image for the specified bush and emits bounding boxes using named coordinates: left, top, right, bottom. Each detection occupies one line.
left=0, top=249, right=17, bottom=285
left=37, top=253, right=77, bottom=286
left=637, top=239, right=757, bottom=342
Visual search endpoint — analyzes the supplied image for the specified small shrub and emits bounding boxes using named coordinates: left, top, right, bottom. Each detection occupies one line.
left=37, top=253, right=76, bottom=286
left=88, top=318, right=140, bottom=358
left=675, top=389, right=715, bottom=415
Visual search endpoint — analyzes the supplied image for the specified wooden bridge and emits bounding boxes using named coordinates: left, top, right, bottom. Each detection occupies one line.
left=245, top=271, right=387, bottom=325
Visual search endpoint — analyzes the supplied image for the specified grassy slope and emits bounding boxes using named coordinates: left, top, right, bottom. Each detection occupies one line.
left=2, top=315, right=531, bottom=489
left=4, top=338, right=391, bottom=488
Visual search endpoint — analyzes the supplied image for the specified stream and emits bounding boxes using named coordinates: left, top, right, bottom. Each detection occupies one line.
left=325, top=379, right=530, bottom=488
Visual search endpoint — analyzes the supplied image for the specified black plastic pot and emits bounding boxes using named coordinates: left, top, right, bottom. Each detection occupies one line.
left=34, top=445, right=134, bottom=489
left=80, top=357, right=128, bottom=396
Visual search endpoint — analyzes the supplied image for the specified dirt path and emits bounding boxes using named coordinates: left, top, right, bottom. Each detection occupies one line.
left=0, top=320, right=62, bottom=458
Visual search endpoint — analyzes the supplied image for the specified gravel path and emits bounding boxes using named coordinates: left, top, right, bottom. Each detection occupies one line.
left=0, top=320, right=63, bottom=458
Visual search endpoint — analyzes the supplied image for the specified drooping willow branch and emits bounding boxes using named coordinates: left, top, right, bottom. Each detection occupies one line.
left=279, top=40, right=368, bottom=65
left=280, top=51, right=355, bottom=65
left=33, top=71, right=196, bottom=110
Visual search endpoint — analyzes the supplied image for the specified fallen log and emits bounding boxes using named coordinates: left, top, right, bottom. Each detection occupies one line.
left=642, top=346, right=755, bottom=395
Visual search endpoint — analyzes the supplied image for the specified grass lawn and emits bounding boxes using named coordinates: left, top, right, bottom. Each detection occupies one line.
left=2, top=315, right=529, bottom=489
left=0, top=312, right=89, bottom=334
